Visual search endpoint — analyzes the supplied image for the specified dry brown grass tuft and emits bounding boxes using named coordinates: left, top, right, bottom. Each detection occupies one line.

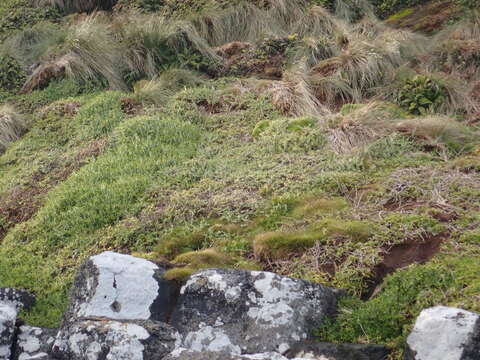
left=0, top=105, right=27, bottom=153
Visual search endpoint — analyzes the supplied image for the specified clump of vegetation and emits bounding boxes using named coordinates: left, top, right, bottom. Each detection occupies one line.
left=253, top=218, right=373, bottom=260
left=0, top=54, right=26, bottom=92
left=0, top=0, right=61, bottom=38
left=396, top=116, right=476, bottom=153
left=395, top=75, right=447, bottom=115
left=317, top=263, right=456, bottom=348
left=165, top=248, right=234, bottom=280
left=0, top=105, right=26, bottom=152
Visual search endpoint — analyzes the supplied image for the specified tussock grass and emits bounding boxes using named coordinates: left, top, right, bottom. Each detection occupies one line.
left=134, top=68, right=206, bottom=105
left=63, top=15, right=126, bottom=90
left=0, top=105, right=26, bottom=153
left=2, top=22, right=66, bottom=68
left=396, top=116, right=476, bottom=152
left=118, top=14, right=218, bottom=80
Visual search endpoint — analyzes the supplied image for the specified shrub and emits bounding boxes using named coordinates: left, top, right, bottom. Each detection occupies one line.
left=395, top=75, right=446, bottom=115
left=0, top=0, right=61, bottom=38
left=0, top=55, right=26, bottom=92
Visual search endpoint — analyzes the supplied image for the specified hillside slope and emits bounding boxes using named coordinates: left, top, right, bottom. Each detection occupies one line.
left=0, top=0, right=479, bottom=358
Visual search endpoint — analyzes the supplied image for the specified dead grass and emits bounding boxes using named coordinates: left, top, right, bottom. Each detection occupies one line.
left=0, top=105, right=26, bottom=153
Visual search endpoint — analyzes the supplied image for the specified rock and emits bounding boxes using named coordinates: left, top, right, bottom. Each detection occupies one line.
left=52, top=319, right=178, bottom=360
left=0, top=288, right=35, bottom=311
left=12, top=326, right=57, bottom=360
left=63, top=251, right=179, bottom=324
left=0, top=304, right=17, bottom=360
left=171, top=269, right=340, bottom=354
left=165, top=349, right=292, bottom=360
left=287, top=341, right=391, bottom=359
left=405, top=306, right=480, bottom=360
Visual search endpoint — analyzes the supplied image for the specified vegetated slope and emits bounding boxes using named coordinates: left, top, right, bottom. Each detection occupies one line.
left=0, top=0, right=479, bottom=358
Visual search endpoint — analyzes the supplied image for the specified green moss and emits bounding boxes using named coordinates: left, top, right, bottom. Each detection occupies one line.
left=292, top=196, right=349, bottom=218
left=173, top=248, right=233, bottom=267
left=387, top=7, right=414, bottom=21
left=164, top=267, right=196, bottom=281
left=339, top=103, right=364, bottom=116
left=157, top=227, right=209, bottom=259
left=254, top=218, right=374, bottom=260
left=286, top=117, right=316, bottom=131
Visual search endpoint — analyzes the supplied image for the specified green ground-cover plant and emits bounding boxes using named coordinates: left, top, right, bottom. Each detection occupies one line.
left=395, top=75, right=446, bottom=115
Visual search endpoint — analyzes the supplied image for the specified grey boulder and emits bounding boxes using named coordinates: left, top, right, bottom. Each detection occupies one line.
left=405, top=306, right=480, bottom=360
left=287, top=341, right=391, bottom=359
left=0, top=288, right=35, bottom=311
left=63, top=251, right=179, bottom=324
left=165, top=349, right=293, bottom=360
left=171, top=268, right=340, bottom=354
left=0, top=303, right=17, bottom=360
left=52, top=319, right=179, bottom=360
left=12, top=326, right=57, bottom=360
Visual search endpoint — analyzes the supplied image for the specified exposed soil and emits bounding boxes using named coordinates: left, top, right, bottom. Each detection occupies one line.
left=365, top=233, right=448, bottom=299
left=121, top=97, right=143, bottom=115
left=386, top=0, right=461, bottom=34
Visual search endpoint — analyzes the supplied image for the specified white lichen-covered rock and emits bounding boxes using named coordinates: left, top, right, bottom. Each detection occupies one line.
left=0, top=288, right=35, bottom=311
left=11, top=326, right=57, bottom=360
left=171, top=269, right=341, bottom=354
left=51, top=319, right=178, bottom=360
left=0, top=303, right=17, bottom=360
left=63, top=251, right=179, bottom=324
left=405, top=306, right=480, bottom=360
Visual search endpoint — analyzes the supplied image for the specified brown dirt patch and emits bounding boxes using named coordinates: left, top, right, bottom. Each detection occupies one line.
left=121, top=98, right=143, bottom=115
left=215, top=41, right=252, bottom=57
left=386, top=0, right=461, bottom=34
left=365, top=233, right=448, bottom=299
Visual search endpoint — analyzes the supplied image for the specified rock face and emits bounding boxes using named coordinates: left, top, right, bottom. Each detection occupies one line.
left=0, top=304, right=17, bottom=360
left=63, top=251, right=179, bottom=324
left=165, top=349, right=292, bottom=360
left=287, top=341, right=391, bottom=360
left=0, top=253, right=360, bottom=360
left=11, top=326, right=56, bottom=360
left=52, top=319, right=178, bottom=360
left=0, top=288, right=35, bottom=311
left=405, top=306, right=480, bottom=360
left=171, top=268, right=340, bottom=354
